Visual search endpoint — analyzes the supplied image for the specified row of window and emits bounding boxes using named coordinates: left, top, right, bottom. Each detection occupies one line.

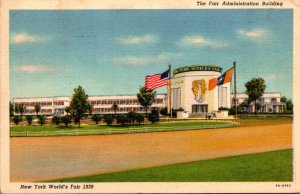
left=14, top=101, right=65, bottom=107
left=14, top=99, right=165, bottom=107
left=24, top=109, right=52, bottom=113
left=15, top=102, right=52, bottom=107
left=234, top=97, right=279, bottom=104
left=89, top=98, right=164, bottom=105
left=19, top=107, right=162, bottom=115
left=93, top=106, right=160, bottom=113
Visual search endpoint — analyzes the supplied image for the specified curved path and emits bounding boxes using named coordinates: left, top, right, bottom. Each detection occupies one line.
left=10, top=120, right=292, bottom=182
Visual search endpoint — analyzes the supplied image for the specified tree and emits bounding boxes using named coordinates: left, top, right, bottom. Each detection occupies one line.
left=280, top=96, right=287, bottom=103
left=160, top=107, right=168, bottom=116
left=61, top=116, right=71, bottom=127
left=281, top=96, right=293, bottom=112
left=14, top=104, right=20, bottom=115
left=10, top=101, right=14, bottom=117
left=52, top=115, right=62, bottom=126
left=148, top=110, right=160, bottom=124
left=103, top=114, right=113, bottom=126
left=135, top=113, right=144, bottom=125
left=91, top=114, right=102, bottom=124
left=256, top=103, right=262, bottom=113
left=87, top=102, right=93, bottom=115
left=12, top=116, right=21, bottom=125
left=116, top=114, right=128, bottom=126
left=137, top=86, right=156, bottom=117
left=26, top=116, right=33, bottom=125
left=286, top=99, right=293, bottom=112
left=111, top=103, right=119, bottom=116
left=128, top=111, right=137, bottom=125
left=19, top=104, right=25, bottom=116
left=237, top=102, right=249, bottom=113
left=69, top=86, right=90, bottom=127
left=34, top=104, right=41, bottom=116
left=65, top=106, right=71, bottom=115
left=38, top=115, right=46, bottom=126
left=245, top=77, right=266, bottom=115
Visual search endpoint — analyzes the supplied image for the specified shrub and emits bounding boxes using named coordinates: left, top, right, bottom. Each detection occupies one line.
left=26, top=116, right=33, bottom=125
left=12, top=116, right=21, bottom=125
left=148, top=110, right=159, bottom=124
left=160, top=107, right=168, bottom=116
left=128, top=111, right=137, bottom=125
left=103, top=114, right=113, bottom=126
left=117, top=114, right=129, bottom=126
left=136, top=113, right=144, bottom=125
left=171, top=108, right=177, bottom=118
left=38, top=115, right=46, bottom=126
left=61, top=116, right=71, bottom=127
left=91, top=114, right=102, bottom=124
left=219, top=107, right=230, bottom=111
left=52, top=115, right=62, bottom=126
left=177, top=107, right=184, bottom=111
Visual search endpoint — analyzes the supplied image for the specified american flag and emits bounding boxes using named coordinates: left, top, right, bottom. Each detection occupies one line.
left=145, top=69, right=169, bottom=91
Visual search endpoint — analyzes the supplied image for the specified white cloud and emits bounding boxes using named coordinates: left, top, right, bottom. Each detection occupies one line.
left=117, top=34, right=158, bottom=45
left=263, top=74, right=279, bottom=81
left=11, top=32, right=47, bottom=44
left=15, top=65, right=60, bottom=73
left=112, top=53, right=182, bottom=66
left=179, top=35, right=228, bottom=48
left=237, top=28, right=270, bottom=40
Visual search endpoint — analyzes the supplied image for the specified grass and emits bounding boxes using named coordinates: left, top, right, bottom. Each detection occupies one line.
left=238, top=114, right=293, bottom=120
left=49, top=149, right=292, bottom=182
left=10, top=120, right=238, bottom=137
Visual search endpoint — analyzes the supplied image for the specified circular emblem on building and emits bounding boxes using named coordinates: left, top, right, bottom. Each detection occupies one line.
left=192, top=79, right=207, bottom=103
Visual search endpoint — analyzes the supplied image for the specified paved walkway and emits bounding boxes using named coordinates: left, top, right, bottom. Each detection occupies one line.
left=10, top=122, right=292, bottom=182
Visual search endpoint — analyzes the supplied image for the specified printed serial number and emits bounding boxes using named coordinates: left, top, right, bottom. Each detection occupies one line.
left=275, top=184, right=291, bottom=187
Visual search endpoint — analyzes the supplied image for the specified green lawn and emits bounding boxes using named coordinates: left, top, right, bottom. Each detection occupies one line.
left=50, top=149, right=292, bottom=182
left=10, top=120, right=238, bottom=137
left=239, top=114, right=293, bottom=120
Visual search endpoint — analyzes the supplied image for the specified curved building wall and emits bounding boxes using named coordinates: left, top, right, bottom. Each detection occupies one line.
left=171, top=65, right=231, bottom=113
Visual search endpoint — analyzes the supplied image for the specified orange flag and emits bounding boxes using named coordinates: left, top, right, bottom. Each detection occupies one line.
left=208, top=78, right=217, bottom=91
left=223, top=67, right=233, bottom=84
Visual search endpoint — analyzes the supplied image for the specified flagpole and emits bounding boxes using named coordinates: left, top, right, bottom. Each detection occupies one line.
left=168, top=64, right=172, bottom=119
left=233, top=61, right=237, bottom=120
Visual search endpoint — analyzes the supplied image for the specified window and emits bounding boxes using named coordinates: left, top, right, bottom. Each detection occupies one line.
left=54, top=101, right=64, bottom=106
left=271, top=98, right=277, bottom=103
left=218, top=87, right=227, bottom=108
left=172, top=88, right=181, bottom=109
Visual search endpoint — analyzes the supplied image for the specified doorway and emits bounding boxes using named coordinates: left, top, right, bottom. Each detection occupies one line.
left=192, top=104, right=208, bottom=113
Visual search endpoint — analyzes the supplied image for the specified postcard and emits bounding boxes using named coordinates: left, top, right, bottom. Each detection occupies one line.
left=0, top=0, right=299, bottom=193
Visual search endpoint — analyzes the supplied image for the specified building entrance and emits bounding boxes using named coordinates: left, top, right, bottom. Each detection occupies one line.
left=192, top=104, right=208, bottom=113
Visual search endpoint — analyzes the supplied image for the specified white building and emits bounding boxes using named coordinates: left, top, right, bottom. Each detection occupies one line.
left=13, top=94, right=167, bottom=116
left=171, top=65, right=231, bottom=113
left=12, top=65, right=286, bottom=116
left=232, top=92, right=286, bottom=113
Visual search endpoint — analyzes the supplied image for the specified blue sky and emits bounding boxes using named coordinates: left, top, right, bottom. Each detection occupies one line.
left=10, top=9, right=293, bottom=99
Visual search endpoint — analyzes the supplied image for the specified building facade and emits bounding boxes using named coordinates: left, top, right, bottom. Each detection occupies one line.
left=232, top=93, right=286, bottom=113
left=170, top=65, right=231, bottom=113
left=13, top=94, right=167, bottom=116
left=12, top=65, right=286, bottom=116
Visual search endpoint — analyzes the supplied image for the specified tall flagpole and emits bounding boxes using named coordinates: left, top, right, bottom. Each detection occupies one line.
left=233, top=61, right=237, bottom=120
left=168, top=64, right=172, bottom=119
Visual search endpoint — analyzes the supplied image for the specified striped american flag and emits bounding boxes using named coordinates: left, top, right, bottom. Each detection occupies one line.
left=145, top=69, right=169, bottom=91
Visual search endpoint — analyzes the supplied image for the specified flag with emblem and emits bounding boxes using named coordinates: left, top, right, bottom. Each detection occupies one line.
left=208, top=67, right=233, bottom=90
left=145, top=69, right=169, bottom=91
